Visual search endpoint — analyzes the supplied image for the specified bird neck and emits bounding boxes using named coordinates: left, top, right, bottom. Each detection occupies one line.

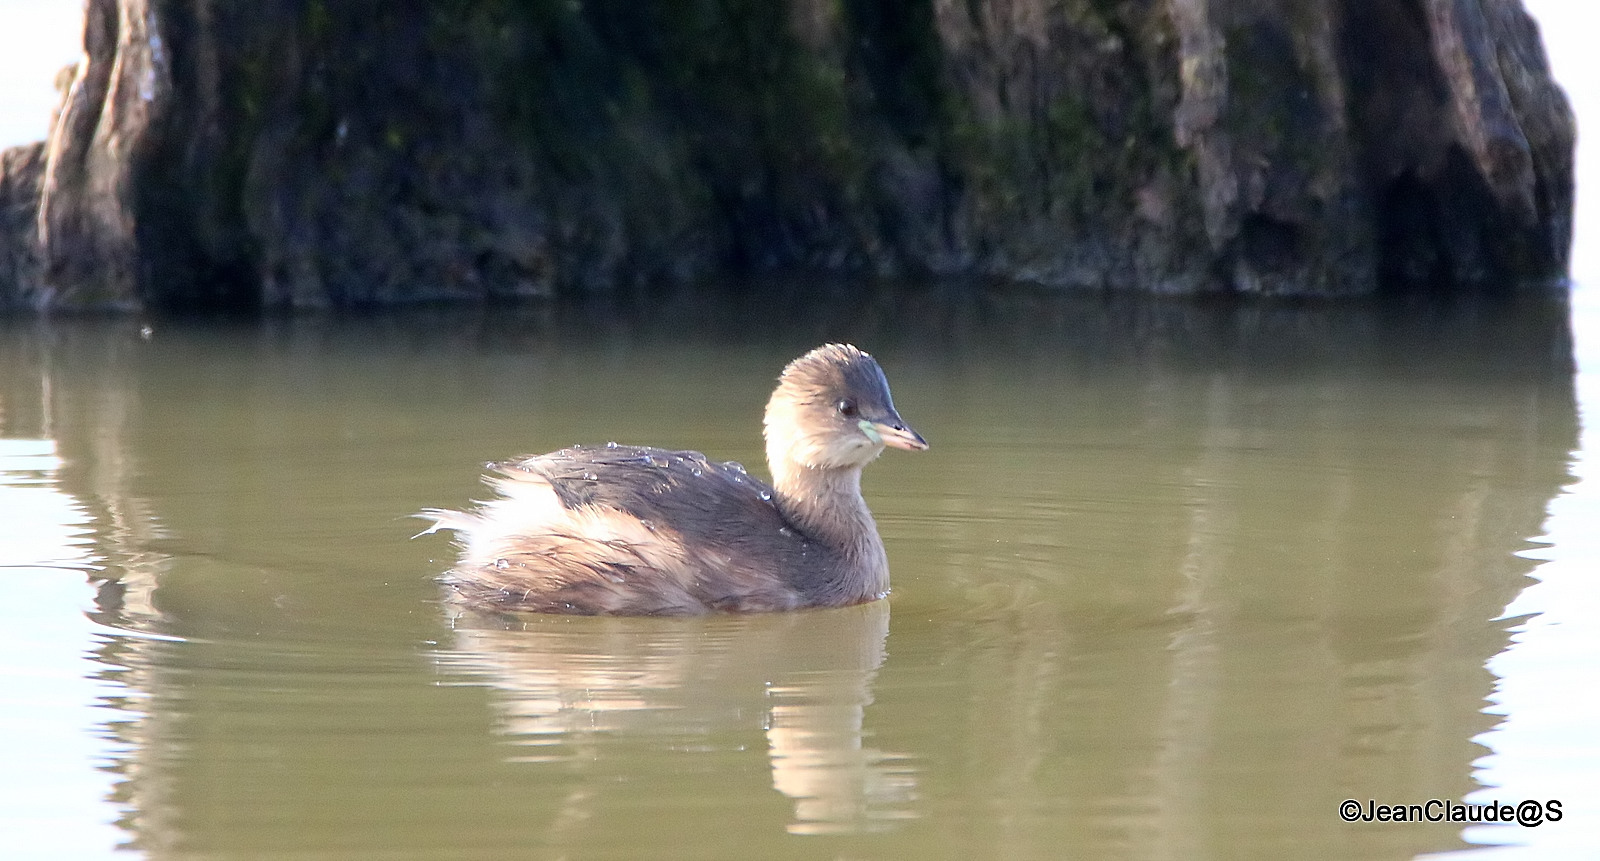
left=768, top=457, right=889, bottom=602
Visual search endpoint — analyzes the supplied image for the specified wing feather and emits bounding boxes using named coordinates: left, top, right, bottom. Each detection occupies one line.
left=427, top=445, right=822, bottom=614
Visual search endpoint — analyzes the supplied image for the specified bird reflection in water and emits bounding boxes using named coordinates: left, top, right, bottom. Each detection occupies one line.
left=435, top=599, right=915, bottom=835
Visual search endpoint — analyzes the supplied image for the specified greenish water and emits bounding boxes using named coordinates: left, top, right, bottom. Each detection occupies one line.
left=0, top=288, right=1586, bottom=859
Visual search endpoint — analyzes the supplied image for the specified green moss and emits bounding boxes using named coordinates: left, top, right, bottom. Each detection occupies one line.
left=925, top=0, right=1193, bottom=242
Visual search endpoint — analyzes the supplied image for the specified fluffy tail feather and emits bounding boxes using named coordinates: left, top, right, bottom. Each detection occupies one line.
left=412, top=508, right=477, bottom=539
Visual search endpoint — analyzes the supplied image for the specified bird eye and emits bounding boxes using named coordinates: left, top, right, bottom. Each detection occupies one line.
left=836, top=399, right=858, bottom=418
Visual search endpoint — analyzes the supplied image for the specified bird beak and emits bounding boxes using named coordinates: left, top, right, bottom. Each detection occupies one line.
left=860, top=418, right=929, bottom=451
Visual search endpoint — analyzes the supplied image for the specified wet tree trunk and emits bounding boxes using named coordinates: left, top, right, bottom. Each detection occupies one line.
left=0, top=0, right=1576, bottom=311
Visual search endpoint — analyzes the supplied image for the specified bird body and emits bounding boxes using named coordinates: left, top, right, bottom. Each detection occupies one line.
left=417, top=344, right=925, bottom=615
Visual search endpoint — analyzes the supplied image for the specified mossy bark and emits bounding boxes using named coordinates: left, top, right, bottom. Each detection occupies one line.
left=0, top=143, right=48, bottom=307
left=0, top=0, right=1576, bottom=310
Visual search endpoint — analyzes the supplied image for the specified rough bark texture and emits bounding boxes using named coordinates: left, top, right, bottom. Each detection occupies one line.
left=0, top=143, right=48, bottom=307
left=0, top=0, right=1576, bottom=311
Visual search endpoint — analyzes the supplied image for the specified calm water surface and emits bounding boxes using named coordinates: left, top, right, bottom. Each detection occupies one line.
left=0, top=288, right=1588, bottom=859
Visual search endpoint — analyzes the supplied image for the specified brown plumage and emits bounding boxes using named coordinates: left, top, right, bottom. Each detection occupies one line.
left=416, top=344, right=928, bottom=615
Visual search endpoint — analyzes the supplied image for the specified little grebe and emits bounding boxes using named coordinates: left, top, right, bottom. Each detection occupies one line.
left=416, top=344, right=927, bottom=615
